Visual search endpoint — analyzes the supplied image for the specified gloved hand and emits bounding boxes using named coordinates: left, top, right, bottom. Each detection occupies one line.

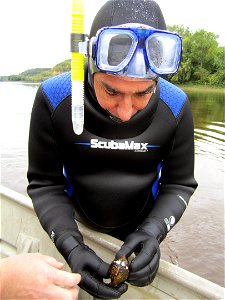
left=57, top=235, right=128, bottom=299
left=116, top=229, right=160, bottom=287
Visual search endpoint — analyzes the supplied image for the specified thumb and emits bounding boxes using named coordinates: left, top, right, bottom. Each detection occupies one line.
left=116, top=232, right=142, bottom=259
left=116, top=243, right=133, bottom=259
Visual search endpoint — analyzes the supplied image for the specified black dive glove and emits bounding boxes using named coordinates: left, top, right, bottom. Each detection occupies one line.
left=56, top=235, right=128, bottom=299
left=116, top=218, right=167, bottom=287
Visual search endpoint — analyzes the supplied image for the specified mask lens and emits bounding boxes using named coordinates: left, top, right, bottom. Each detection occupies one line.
left=146, top=33, right=181, bottom=74
left=108, top=34, right=133, bottom=66
left=97, top=30, right=137, bottom=72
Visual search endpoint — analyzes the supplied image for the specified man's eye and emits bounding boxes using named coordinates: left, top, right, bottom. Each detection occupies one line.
left=105, top=89, right=119, bottom=96
left=136, top=87, right=155, bottom=97
left=136, top=91, right=150, bottom=97
left=136, top=92, right=148, bottom=97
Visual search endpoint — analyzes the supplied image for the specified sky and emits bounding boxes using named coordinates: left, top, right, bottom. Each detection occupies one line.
left=1, top=0, right=224, bottom=76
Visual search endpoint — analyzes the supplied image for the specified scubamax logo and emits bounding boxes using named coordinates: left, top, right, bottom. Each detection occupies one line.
left=91, top=139, right=148, bottom=151
left=75, top=139, right=160, bottom=152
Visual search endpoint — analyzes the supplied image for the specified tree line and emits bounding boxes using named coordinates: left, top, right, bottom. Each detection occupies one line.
left=168, top=25, right=225, bottom=85
left=0, top=60, right=71, bottom=82
left=1, top=26, right=224, bottom=85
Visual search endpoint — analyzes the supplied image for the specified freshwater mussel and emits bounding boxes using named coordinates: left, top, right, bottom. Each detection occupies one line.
left=108, top=255, right=129, bottom=287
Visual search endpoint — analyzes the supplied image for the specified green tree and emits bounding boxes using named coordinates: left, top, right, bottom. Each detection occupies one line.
left=168, top=25, right=223, bottom=85
left=190, top=30, right=218, bottom=76
left=208, top=46, right=225, bottom=85
left=168, top=25, right=192, bottom=83
left=53, top=60, right=71, bottom=73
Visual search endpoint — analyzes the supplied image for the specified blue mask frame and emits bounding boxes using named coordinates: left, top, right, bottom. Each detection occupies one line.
left=89, top=23, right=182, bottom=79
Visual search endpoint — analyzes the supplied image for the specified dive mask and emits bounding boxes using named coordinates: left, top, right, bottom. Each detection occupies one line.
left=89, top=23, right=182, bottom=79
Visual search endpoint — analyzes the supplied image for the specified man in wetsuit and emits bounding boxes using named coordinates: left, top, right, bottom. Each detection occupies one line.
left=27, top=0, right=198, bottom=298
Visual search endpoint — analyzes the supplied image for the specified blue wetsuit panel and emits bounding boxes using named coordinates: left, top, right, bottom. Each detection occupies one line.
left=42, top=72, right=71, bottom=110
left=159, top=78, right=186, bottom=118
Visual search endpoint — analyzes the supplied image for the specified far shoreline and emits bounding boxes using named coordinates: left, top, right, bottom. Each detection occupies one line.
left=177, top=84, right=225, bottom=93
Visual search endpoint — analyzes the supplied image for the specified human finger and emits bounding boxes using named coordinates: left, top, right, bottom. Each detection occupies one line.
left=128, top=252, right=159, bottom=286
left=41, top=254, right=64, bottom=270
left=129, top=239, right=159, bottom=272
left=52, top=268, right=81, bottom=288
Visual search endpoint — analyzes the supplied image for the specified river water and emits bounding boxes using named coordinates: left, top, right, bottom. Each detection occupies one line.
left=1, top=81, right=224, bottom=287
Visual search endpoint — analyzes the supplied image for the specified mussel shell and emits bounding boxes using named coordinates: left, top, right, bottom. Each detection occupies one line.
left=108, top=255, right=129, bottom=287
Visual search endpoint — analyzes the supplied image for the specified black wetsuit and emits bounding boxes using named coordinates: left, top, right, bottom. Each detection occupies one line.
left=27, top=2, right=198, bottom=297
left=27, top=70, right=198, bottom=241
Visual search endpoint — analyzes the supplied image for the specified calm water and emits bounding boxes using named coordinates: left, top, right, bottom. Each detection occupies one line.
left=1, top=82, right=224, bottom=287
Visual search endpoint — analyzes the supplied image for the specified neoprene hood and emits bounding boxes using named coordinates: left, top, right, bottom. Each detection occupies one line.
left=90, top=0, right=166, bottom=37
left=88, top=0, right=167, bottom=82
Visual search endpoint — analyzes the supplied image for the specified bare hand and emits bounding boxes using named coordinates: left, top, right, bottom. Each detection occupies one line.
left=0, top=253, right=81, bottom=299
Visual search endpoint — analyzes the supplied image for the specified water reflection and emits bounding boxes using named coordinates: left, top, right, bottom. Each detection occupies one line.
left=160, top=87, right=225, bottom=287
left=183, top=88, right=225, bottom=160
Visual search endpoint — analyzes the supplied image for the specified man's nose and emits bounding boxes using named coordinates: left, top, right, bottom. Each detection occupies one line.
left=117, top=95, right=133, bottom=121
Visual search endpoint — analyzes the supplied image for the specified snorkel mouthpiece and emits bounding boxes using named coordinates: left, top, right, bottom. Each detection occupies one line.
left=71, top=0, right=85, bottom=135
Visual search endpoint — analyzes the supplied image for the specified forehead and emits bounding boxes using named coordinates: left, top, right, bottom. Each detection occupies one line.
left=94, top=73, right=155, bottom=91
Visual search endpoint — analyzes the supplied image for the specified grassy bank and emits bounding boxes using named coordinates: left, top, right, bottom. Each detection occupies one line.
left=177, top=83, right=225, bottom=93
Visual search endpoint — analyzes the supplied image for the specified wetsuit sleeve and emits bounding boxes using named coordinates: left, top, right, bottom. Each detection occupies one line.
left=27, top=86, right=82, bottom=243
left=138, top=99, right=198, bottom=241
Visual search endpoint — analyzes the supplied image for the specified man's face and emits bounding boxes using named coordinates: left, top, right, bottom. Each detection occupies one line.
left=93, top=73, right=156, bottom=122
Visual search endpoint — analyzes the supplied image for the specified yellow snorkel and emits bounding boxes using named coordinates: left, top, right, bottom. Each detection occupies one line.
left=71, top=0, right=85, bottom=135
